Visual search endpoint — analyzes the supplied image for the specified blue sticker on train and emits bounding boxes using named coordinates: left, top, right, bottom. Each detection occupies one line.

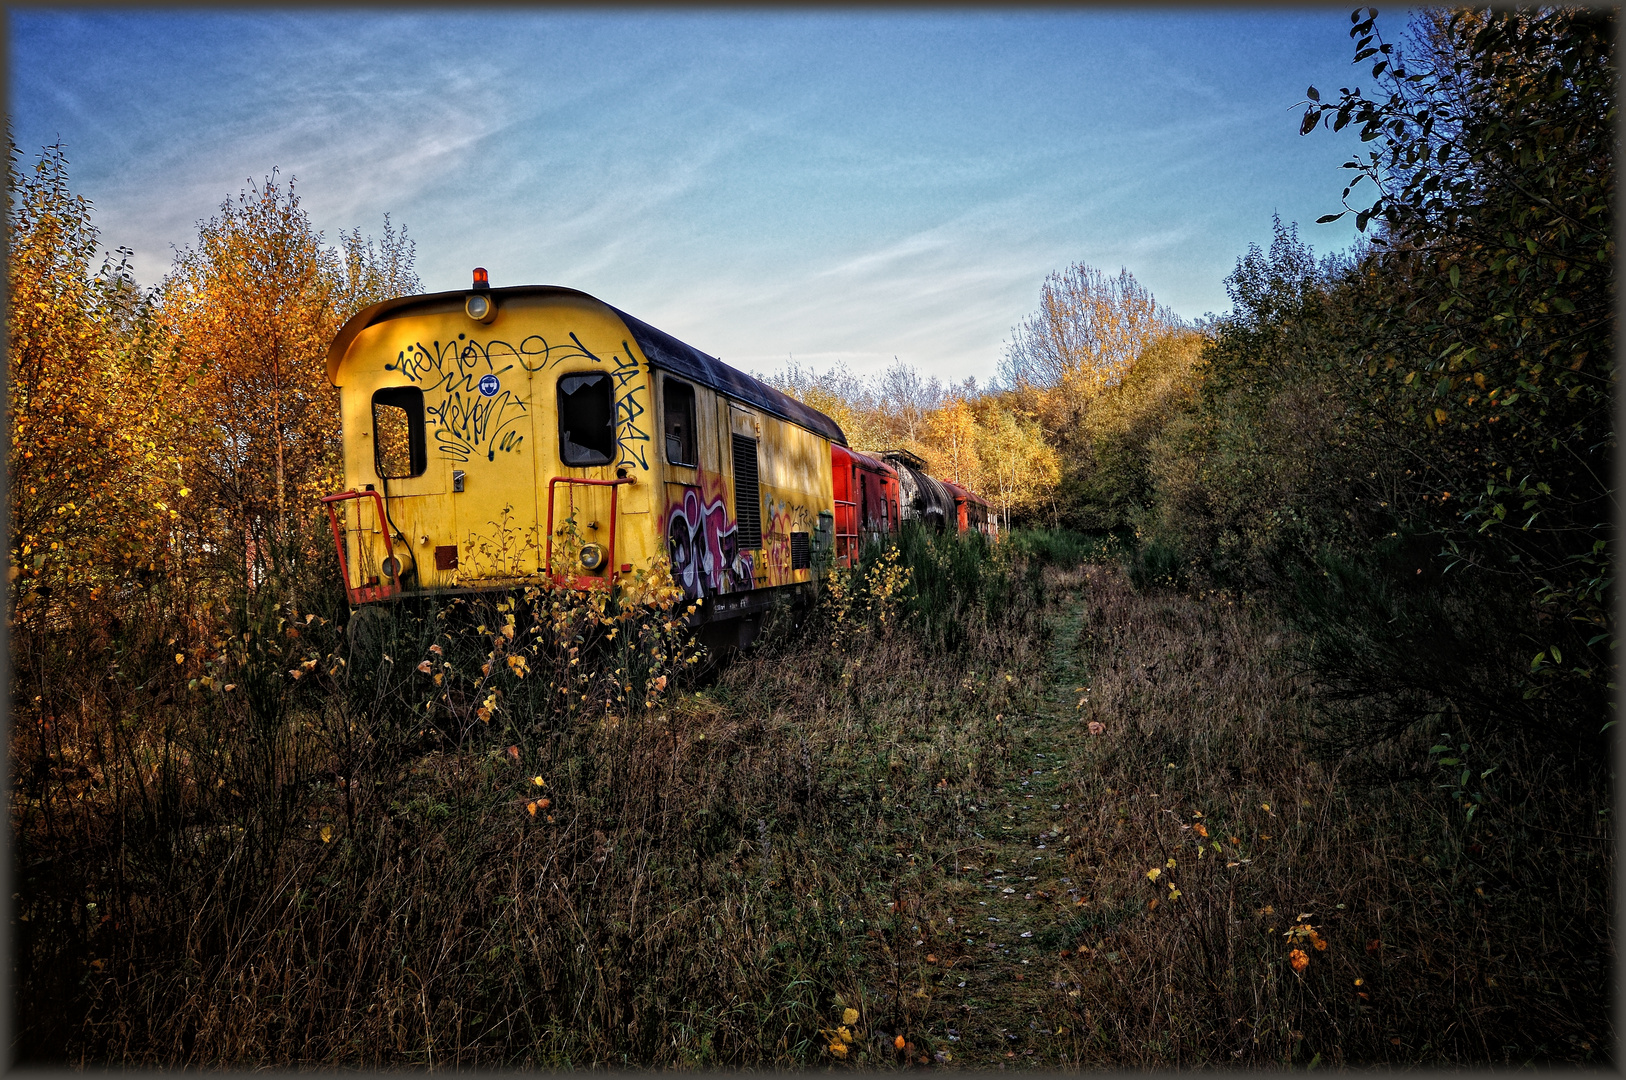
left=478, top=374, right=500, bottom=397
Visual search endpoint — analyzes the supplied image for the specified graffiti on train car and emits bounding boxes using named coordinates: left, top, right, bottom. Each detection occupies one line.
left=610, top=345, right=651, bottom=473
left=384, top=332, right=650, bottom=469
left=387, top=335, right=536, bottom=462
left=761, top=496, right=814, bottom=586
left=666, top=480, right=753, bottom=600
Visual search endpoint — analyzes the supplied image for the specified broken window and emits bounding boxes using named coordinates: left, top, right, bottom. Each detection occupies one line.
left=372, top=386, right=426, bottom=478
left=558, top=372, right=615, bottom=466
left=664, top=377, right=697, bottom=466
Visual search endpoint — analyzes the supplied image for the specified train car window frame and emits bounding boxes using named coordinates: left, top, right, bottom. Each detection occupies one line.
left=663, top=377, right=697, bottom=466
left=557, top=372, right=616, bottom=467
left=372, top=386, right=427, bottom=479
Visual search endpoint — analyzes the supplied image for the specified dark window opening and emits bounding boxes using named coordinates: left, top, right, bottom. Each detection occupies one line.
left=373, top=386, right=426, bottom=478
left=790, top=531, right=811, bottom=570
left=731, top=433, right=761, bottom=549
left=558, top=372, right=615, bottom=466
left=664, top=378, right=697, bottom=466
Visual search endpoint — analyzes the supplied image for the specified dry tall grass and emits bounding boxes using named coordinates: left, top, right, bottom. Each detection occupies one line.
left=12, top=538, right=1611, bottom=1067
left=1031, top=566, right=1613, bottom=1066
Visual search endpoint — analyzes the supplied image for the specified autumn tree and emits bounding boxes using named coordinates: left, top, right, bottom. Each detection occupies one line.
left=920, top=399, right=981, bottom=490
left=999, top=264, right=1182, bottom=432
left=998, top=264, right=1185, bottom=526
left=161, top=173, right=420, bottom=581
left=336, top=215, right=420, bottom=320
left=877, top=360, right=946, bottom=445
left=1067, top=329, right=1207, bottom=531
left=972, top=404, right=1059, bottom=531
left=7, top=139, right=190, bottom=617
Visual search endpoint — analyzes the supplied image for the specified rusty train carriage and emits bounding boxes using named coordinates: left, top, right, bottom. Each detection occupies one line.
left=830, top=445, right=900, bottom=567
left=323, top=272, right=992, bottom=630
left=882, top=449, right=954, bottom=532
left=878, top=449, right=995, bottom=539
left=324, top=276, right=839, bottom=626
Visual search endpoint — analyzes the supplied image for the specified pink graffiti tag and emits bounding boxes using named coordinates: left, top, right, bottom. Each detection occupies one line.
left=666, top=487, right=753, bottom=600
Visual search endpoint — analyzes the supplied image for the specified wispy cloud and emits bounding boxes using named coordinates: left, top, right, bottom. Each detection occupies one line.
left=11, top=9, right=1368, bottom=383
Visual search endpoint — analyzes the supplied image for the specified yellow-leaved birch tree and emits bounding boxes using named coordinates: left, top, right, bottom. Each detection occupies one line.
left=162, top=173, right=420, bottom=584
left=7, top=139, right=190, bottom=620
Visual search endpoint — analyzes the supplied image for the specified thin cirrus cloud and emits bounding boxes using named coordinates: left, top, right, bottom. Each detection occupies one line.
left=687, top=206, right=1063, bottom=380
left=9, top=9, right=1371, bottom=385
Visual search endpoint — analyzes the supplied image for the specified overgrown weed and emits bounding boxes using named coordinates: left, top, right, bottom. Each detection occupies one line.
left=13, top=532, right=1611, bottom=1066
left=1044, top=566, right=1613, bottom=1066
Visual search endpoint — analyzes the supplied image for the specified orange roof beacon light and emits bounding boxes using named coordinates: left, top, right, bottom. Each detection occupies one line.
left=465, top=267, right=496, bottom=323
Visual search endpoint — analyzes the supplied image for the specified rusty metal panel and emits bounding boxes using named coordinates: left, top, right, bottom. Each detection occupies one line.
left=884, top=451, right=955, bottom=531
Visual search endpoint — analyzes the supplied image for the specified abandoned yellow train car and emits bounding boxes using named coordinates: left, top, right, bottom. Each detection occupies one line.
left=323, top=272, right=842, bottom=629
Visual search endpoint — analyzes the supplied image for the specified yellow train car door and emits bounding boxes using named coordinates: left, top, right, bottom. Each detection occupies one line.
left=728, top=405, right=765, bottom=589
left=432, top=342, right=541, bottom=584
left=368, top=383, right=455, bottom=591
left=542, top=366, right=619, bottom=578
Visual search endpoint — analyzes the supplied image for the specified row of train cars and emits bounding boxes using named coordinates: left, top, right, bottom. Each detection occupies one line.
left=322, top=272, right=995, bottom=645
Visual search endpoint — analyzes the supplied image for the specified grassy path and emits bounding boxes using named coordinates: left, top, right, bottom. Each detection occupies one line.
left=877, top=574, right=1101, bottom=1068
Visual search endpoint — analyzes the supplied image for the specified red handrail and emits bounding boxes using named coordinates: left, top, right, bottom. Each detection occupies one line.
left=544, top=476, right=634, bottom=586
left=320, top=489, right=400, bottom=605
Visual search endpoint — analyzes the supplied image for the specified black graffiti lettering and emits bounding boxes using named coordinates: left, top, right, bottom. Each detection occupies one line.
left=613, top=343, right=650, bottom=472
left=383, top=332, right=628, bottom=465
left=388, top=335, right=585, bottom=463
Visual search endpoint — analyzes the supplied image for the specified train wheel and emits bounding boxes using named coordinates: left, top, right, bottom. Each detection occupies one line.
left=345, top=603, right=395, bottom=668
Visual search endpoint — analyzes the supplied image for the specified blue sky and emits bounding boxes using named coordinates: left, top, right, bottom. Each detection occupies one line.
left=10, top=9, right=1377, bottom=384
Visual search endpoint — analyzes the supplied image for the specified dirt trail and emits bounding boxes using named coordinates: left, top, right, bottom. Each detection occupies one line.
left=892, top=577, right=1099, bottom=1068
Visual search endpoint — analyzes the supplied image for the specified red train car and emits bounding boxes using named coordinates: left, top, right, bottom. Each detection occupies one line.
left=833, top=446, right=997, bottom=543
left=830, top=445, right=900, bottom=567
left=940, top=479, right=997, bottom=538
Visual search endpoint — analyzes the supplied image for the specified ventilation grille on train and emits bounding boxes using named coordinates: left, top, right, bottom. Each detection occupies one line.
left=731, top=433, right=762, bottom=550
left=790, top=532, right=810, bottom=570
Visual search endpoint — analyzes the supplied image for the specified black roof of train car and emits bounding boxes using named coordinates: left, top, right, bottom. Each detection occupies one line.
left=327, top=285, right=847, bottom=446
